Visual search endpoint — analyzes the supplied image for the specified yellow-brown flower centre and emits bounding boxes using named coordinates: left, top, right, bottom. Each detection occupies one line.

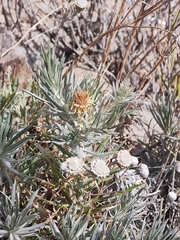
left=72, top=90, right=93, bottom=114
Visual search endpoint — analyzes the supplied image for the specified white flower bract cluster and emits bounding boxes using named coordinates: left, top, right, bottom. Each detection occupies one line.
left=90, top=159, right=110, bottom=177
left=116, top=150, right=139, bottom=168
left=61, top=157, right=84, bottom=175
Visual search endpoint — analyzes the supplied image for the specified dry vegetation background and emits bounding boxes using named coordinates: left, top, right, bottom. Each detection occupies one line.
left=0, top=0, right=180, bottom=239
left=0, top=0, right=178, bottom=84
left=0, top=0, right=178, bottom=133
left=0, top=0, right=179, bottom=149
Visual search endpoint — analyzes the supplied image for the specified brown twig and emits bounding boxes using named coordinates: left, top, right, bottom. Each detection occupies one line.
left=139, top=40, right=177, bottom=93
left=96, top=0, right=127, bottom=81
left=116, top=1, right=147, bottom=82
left=123, top=22, right=180, bottom=84
left=116, top=0, right=166, bottom=82
left=62, top=0, right=172, bottom=80
left=62, top=24, right=171, bottom=80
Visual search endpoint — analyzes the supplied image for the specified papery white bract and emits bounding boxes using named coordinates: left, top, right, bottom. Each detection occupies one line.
left=116, top=150, right=132, bottom=168
left=61, top=157, right=84, bottom=175
left=90, top=159, right=110, bottom=177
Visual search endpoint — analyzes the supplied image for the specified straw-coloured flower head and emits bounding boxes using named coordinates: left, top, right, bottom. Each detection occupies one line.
left=90, top=159, right=110, bottom=177
left=71, top=90, right=93, bottom=115
left=61, top=157, right=84, bottom=175
left=116, top=150, right=132, bottom=168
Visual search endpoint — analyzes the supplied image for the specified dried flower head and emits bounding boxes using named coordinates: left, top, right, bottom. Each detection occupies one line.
left=75, top=0, right=88, bottom=9
left=90, top=159, right=110, bottom=177
left=138, top=163, right=149, bottom=179
left=116, top=150, right=132, bottom=168
left=61, top=157, right=84, bottom=175
left=71, top=90, right=93, bottom=115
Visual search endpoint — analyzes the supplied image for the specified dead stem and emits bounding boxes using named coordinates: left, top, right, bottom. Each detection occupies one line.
left=96, top=0, right=127, bottom=81
left=62, top=0, right=172, bottom=81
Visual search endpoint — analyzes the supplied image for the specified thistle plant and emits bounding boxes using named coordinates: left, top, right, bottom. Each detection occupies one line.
left=27, top=45, right=137, bottom=156
left=0, top=180, right=45, bottom=239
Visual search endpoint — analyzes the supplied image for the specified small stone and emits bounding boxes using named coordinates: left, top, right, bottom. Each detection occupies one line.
left=90, top=159, right=110, bottom=177
left=167, top=191, right=177, bottom=202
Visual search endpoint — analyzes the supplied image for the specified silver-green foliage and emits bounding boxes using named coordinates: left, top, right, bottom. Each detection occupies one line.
left=50, top=193, right=143, bottom=240
left=0, top=78, right=19, bottom=110
left=150, top=92, right=177, bottom=135
left=50, top=206, right=89, bottom=240
left=26, top=46, right=137, bottom=154
left=50, top=191, right=179, bottom=240
left=0, top=180, right=45, bottom=239
left=0, top=110, right=31, bottom=184
left=130, top=216, right=178, bottom=240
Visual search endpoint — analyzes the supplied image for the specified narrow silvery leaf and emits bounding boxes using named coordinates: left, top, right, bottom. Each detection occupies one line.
left=20, top=190, right=39, bottom=219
